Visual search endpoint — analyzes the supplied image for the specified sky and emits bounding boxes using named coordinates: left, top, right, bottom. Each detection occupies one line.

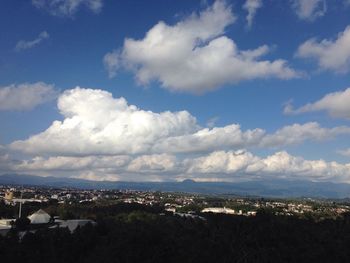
left=1, top=0, right=350, bottom=183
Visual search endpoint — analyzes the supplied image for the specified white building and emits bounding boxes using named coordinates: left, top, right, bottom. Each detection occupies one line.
left=0, top=219, right=14, bottom=236
left=201, top=207, right=236, bottom=215
left=28, top=209, right=51, bottom=224
left=0, top=219, right=15, bottom=226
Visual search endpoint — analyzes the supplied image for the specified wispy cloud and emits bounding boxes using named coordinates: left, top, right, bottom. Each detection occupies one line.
left=15, top=31, right=49, bottom=52
left=291, top=0, right=326, bottom=21
left=0, top=82, right=57, bottom=111
left=32, top=0, right=103, bottom=17
left=296, top=26, right=350, bottom=73
left=242, top=0, right=263, bottom=29
left=284, top=88, right=350, bottom=119
left=338, top=148, right=350, bottom=157
left=103, top=50, right=120, bottom=78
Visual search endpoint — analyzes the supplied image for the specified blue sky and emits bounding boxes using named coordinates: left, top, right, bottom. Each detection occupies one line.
left=1, top=0, right=350, bottom=182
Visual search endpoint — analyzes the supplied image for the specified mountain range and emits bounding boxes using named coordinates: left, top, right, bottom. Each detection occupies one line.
left=1, top=173, right=350, bottom=199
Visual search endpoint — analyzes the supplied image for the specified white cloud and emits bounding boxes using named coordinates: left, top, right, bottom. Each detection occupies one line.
left=0, top=154, right=12, bottom=172
left=127, top=154, right=178, bottom=173
left=260, top=122, right=350, bottom=147
left=284, top=88, right=350, bottom=119
left=153, top=124, right=265, bottom=153
left=106, top=0, right=298, bottom=94
left=185, top=150, right=350, bottom=182
left=246, top=151, right=350, bottom=181
left=15, top=155, right=130, bottom=171
left=185, top=150, right=259, bottom=174
left=296, top=26, right=350, bottom=73
left=338, top=148, right=350, bottom=157
left=156, top=122, right=350, bottom=153
left=0, top=82, right=57, bottom=111
left=291, top=0, right=326, bottom=21
left=242, top=0, right=263, bottom=28
left=9, top=87, right=350, bottom=157
left=10, top=87, right=198, bottom=155
left=32, top=0, right=103, bottom=17
left=103, top=50, right=120, bottom=78
left=7, top=153, right=178, bottom=181
left=4, top=149, right=350, bottom=183
left=15, top=31, right=49, bottom=52
left=206, top=116, right=219, bottom=128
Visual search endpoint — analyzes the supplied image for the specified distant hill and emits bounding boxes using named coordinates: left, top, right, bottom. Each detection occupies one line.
left=1, top=173, right=350, bottom=199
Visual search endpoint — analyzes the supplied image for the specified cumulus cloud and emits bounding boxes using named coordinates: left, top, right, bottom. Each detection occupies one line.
left=9, top=87, right=350, bottom=156
left=291, top=0, right=326, bottom=21
left=15, top=155, right=130, bottom=171
left=157, top=122, right=350, bottom=153
left=242, top=0, right=263, bottom=28
left=4, top=149, right=350, bottom=183
left=260, top=122, right=350, bottom=147
left=32, top=0, right=103, bottom=17
left=0, top=82, right=57, bottom=111
left=15, top=31, right=49, bottom=52
left=185, top=150, right=350, bottom=182
left=105, top=0, right=298, bottom=94
left=296, top=26, right=350, bottom=73
left=0, top=149, right=24, bottom=173
left=185, top=150, right=259, bottom=174
left=8, top=153, right=177, bottom=181
left=284, top=88, right=350, bottom=119
left=153, top=124, right=265, bottom=153
left=0, top=154, right=13, bottom=172
left=246, top=151, right=350, bottom=181
left=10, top=87, right=198, bottom=155
left=127, top=154, right=178, bottom=173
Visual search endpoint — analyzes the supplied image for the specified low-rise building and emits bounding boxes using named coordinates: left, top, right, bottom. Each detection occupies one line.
left=202, top=207, right=236, bottom=214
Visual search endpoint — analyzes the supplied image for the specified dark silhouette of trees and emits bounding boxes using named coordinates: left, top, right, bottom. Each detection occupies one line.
left=1, top=203, right=350, bottom=262
left=14, top=217, right=30, bottom=231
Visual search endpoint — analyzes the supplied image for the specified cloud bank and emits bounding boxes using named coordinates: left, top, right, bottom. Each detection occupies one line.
left=10, top=87, right=350, bottom=156
left=3, top=150, right=350, bottom=183
left=2, top=86, right=350, bottom=183
left=185, top=150, right=350, bottom=182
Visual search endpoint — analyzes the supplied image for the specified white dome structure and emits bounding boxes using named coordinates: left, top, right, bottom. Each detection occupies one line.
left=28, top=209, right=51, bottom=224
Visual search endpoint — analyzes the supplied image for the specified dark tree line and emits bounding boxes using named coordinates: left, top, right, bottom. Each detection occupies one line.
left=1, top=203, right=350, bottom=262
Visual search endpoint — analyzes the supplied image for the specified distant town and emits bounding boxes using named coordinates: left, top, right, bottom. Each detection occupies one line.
left=2, top=184, right=350, bottom=236
left=2, top=183, right=350, bottom=262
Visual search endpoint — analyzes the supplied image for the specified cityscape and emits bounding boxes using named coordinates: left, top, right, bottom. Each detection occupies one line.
left=2, top=184, right=350, bottom=234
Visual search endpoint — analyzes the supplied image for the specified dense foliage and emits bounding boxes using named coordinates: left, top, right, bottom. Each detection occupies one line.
left=1, top=202, right=350, bottom=262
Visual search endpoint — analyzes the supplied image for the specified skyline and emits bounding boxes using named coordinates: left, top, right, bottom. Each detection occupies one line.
left=1, top=0, right=350, bottom=183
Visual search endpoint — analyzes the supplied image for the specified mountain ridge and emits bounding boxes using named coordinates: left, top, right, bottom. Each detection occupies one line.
left=1, top=173, right=350, bottom=199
